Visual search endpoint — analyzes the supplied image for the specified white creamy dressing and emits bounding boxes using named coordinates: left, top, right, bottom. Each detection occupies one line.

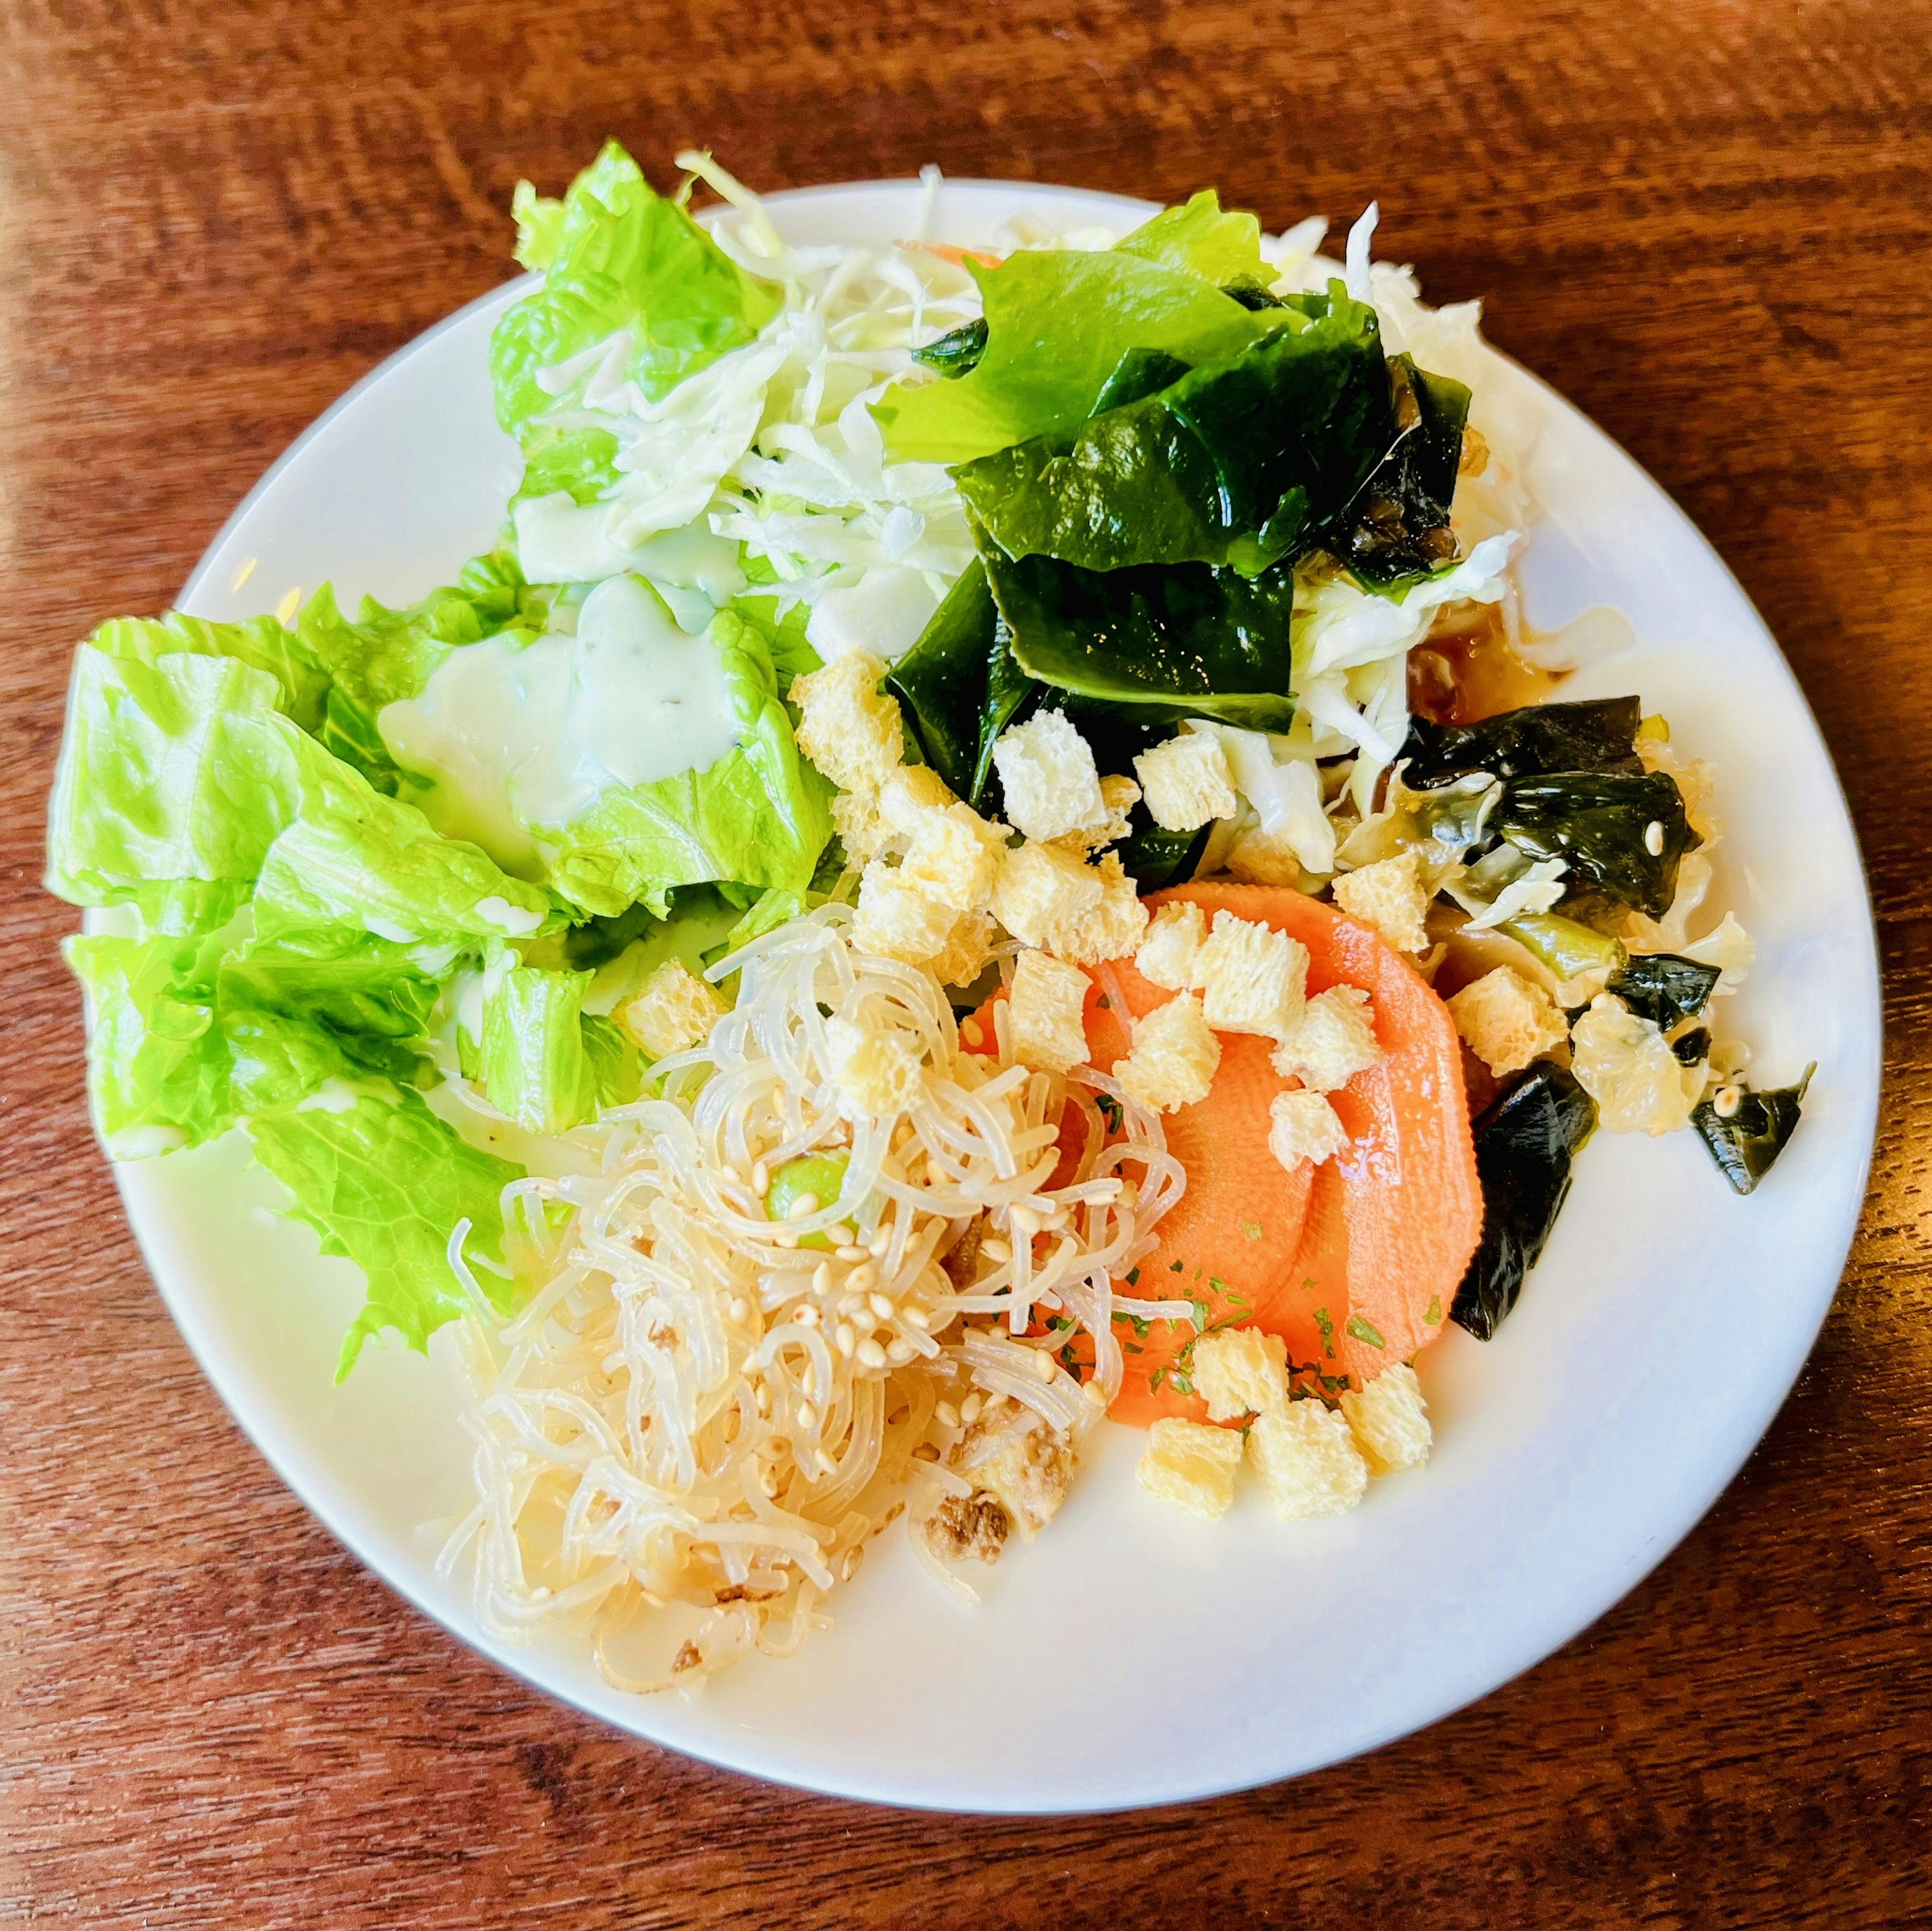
left=512, top=493, right=748, bottom=616
left=378, top=572, right=742, bottom=879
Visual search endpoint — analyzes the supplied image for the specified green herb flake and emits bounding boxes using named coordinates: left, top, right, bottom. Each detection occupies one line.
left=1313, top=1307, right=1336, bottom=1359
left=1424, top=1296, right=1443, bottom=1325
left=1345, top=1314, right=1387, bottom=1350
left=1125, top=1266, right=1141, bottom=1287
left=1240, top=1220, right=1263, bottom=1240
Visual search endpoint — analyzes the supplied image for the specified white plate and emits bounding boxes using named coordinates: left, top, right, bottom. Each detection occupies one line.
left=105, top=179, right=1880, bottom=1812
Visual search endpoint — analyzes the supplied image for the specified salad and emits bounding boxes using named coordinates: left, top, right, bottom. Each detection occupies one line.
left=46, top=144, right=1811, bottom=1690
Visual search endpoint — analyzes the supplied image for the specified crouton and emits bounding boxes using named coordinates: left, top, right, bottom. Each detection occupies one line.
left=1053, top=851, right=1149, bottom=964
left=1340, top=1363, right=1432, bottom=1475
left=1191, top=1327, right=1289, bottom=1423
left=1133, top=730, right=1238, bottom=832
left=1227, top=823, right=1305, bottom=888
left=991, top=711, right=1109, bottom=843
left=1267, top=1088, right=1349, bottom=1171
left=851, top=859, right=955, bottom=965
left=876, top=762, right=957, bottom=834
left=618, top=959, right=727, bottom=1059
left=1136, top=900, right=1206, bottom=991
left=1247, top=1400, right=1369, bottom=1519
left=829, top=787, right=888, bottom=866
left=1115, top=992, right=1220, bottom=1113
left=1270, top=985, right=1384, bottom=1093
left=993, top=842, right=1146, bottom=964
left=1446, top=966, right=1568, bottom=1076
left=1046, top=772, right=1140, bottom=855
left=790, top=650, right=903, bottom=795
left=899, top=802, right=1006, bottom=914
left=1007, top=950, right=1091, bottom=1074
left=1136, top=1417, right=1244, bottom=1520
left=1331, top=849, right=1430, bottom=953
left=1195, top=909, right=1308, bottom=1041
left=929, top=908, right=998, bottom=989
left=825, top=1015, right=924, bottom=1118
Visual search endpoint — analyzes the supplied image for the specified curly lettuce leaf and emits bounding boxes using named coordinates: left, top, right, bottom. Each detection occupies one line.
left=874, top=250, right=1279, bottom=465
left=1115, top=190, right=1268, bottom=285
left=544, top=609, right=832, bottom=918
left=492, top=141, right=782, bottom=454
left=244, top=1089, right=524, bottom=1380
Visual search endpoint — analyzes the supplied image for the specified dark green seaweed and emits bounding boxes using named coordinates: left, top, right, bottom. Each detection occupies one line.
left=910, top=317, right=988, bottom=378
left=1336, top=356, right=1471, bottom=588
left=1670, top=1025, right=1712, bottom=1067
left=886, top=559, right=1003, bottom=802
left=1400, top=696, right=1646, bottom=788
left=1693, top=1068, right=1814, bottom=1195
left=1451, top=1064, right=1598, bottom=1341
left=1091, top=347, right=1193, bottom=414
left=1606, top=952, right=1722, bottom=1031
left=1494, top=770, right=1696, bottom=918
left=1117, top=811, right=1214, bottom=889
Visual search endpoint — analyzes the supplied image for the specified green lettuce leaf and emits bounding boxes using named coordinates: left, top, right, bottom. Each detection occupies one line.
left=252, top=743, right=555, bottom=947
left=480, top=964, right=601, bottom=1134
left=1114, top=190, right=1267, bottom=285
left=64, top=932, right=237, bottom=1154
left=244, top=1089, right=524, bottom=1379
left=544, top=610, right=833, bottom=917
left=491, top=141, right=782, bottom=464
left=46, top=649, right=314, bottom=931
left=874, top=250, right=1281, bottom=465
left=87, top=609, right=330, bottom=733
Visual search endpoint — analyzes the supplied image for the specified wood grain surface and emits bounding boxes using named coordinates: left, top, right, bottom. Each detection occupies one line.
left=3, top=1, right=1928, bottom=1923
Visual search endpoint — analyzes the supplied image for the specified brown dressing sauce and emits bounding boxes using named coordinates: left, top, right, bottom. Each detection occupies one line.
left=1407, top=600, right=1562, bottom=726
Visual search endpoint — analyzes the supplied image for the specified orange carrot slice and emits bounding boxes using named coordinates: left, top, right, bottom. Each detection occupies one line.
left=898, top=239, right=1004, bottom=269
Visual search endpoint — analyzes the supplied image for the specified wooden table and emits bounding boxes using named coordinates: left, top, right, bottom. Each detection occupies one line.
left=3, top=1, right=1926, bottom=1922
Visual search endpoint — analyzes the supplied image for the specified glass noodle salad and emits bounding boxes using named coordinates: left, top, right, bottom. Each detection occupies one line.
left=46, top=143, right=1811, bottom=1689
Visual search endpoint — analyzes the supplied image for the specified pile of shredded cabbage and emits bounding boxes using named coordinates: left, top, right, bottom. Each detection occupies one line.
left=439, top=909, right=1188, bottom=1688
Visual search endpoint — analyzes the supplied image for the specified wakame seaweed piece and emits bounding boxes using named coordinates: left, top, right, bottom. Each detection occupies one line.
left=1091, top=346, right=1193, bottom=414
left=1451, top=1063, right=1598, bottom=1342
left=984, top=549, right=1300, bottom=733
left=1494, top=769, right=1696, bottom=918
left=1670, top=1026, right=1712, bottom=1067
left=887, top=559, right=1004, bottom=801
left=1337, top=357, right=1472, bottom=589
left=955, top=292, right=1394, bottom=578
left=1400, top=696, right=1647, bottom=788
left=1693, top=1067, right=1814, bottom=1195
left=1606, top=952, right=1723, bottom=1030
left=560, top=900, right=658, bottom=971
left=910, top=317, right=988, bottom=378
left=1117, top=806, right=1215, bottom=889
left=1222, top=279, right=1286, bottom=310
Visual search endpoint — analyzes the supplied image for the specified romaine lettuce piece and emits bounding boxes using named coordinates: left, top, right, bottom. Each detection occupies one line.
left=245, top=1088, right=524, bottom=1379
left=491, top=140, right=782, bottom=470
left=874, top=250, right=1281, bottom=464
left=88, top=609, right=330, bottom=733
left=46, top=649, right=314, bottom=931
left=480, top=964, right=601, bottom=1134
left=252, top=744, right=555, bottom=946
left=64, top=932, right=236, bottom=1155
left=543, top=610, right=832, bottom=918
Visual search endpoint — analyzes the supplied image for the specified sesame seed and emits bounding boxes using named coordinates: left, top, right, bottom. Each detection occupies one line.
left=1031, top=1348, right=1056, bottom=1383
left=786, top=1192, right=820, bottom=1220
left=760, top=1436, right=789, bottom=1459
left=1714, top=1085, right=1742, bottom=1118
left=980, top=1237, right=1011, bottom=1264
left=836, top=1244, right=869, bottom=1263
left=1010, top=1206, right=1038, bottom=1238
left=959, top=1393, right=984, bottom=1424
left=776, top=1231, right=799, bottom=1250
left=841, top=1546, right=864, bottom=1582
left=755, top=1383, right=772, bottom=1414
left=935, top=1401, right=960, bottom=1429
left=847, top=1262, right=879, bottom=1295
left=868, top=1229, right=892, bottom=1259
left=760, top=1469, right=778, bottom=1497
left=856, top=1337, right=888, bottom=1370
left=1644, top=820, right=1665, bottom=856
left=1082, top=1379, right=1107, bottom=1406
left=868, top=1291, right=896, bottom=1321
left=960, top=1017, right=984, bottom=1048
left=796, top=1401, right=817, bottom=1432
left=886, top=1339, right=916, bottom=1366
left=793, top=1304, right=821, bottom=1328
left=835, top=1323, right=856, bottom=1358
left=530, top=1584, right=551, bottom=1601
left=812, top=1261, right=832, bottom=1296
left=818, top=1450, right=839, bottom=1477
left=751, top=1160, right=770, bottom=1196
left=902, top=1306, right=931, bottom=1330
left=728, top=1296, right=750, bottom=1322
left=912, top=1442, right=940, bottom=1462
left=983, top=1392, right=1008, bottom=1414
